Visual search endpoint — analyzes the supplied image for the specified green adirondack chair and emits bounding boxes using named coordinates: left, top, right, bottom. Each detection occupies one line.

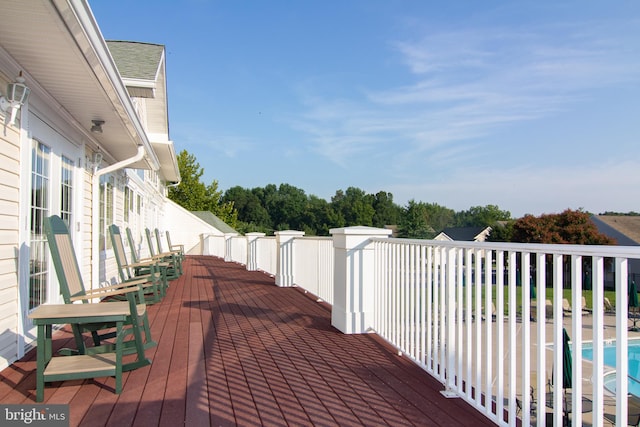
left=127, top=227, right=177, bottom=283
left=43, top=215, right=155, bottom=361
left=166, top=230, right=185, bottom=259
left=109, top=224, right=166, bottom=302
left=155, top=228, right=184, bottom=275
left=145, top=228, right=181, bottom=279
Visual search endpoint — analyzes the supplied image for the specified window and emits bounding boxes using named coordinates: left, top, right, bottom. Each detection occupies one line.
left=30, top=141, right=51, bottom=310
left=124, top=186, right=132, bottom=223
left=60, top=156, right=73, bottom=225
left=99, top=175, right=114, bottom=250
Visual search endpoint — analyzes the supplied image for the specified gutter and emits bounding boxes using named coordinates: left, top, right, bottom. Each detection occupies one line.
left=91, top=145, right=146, bottom=289
left=54, top=0, right=160, bottom=171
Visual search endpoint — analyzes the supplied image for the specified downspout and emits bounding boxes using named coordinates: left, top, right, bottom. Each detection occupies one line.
left=91, top=145, right=147, bottom=290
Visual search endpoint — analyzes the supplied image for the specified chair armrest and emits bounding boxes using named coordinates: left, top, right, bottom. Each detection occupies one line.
left=69, top=284, right=140, bottom=302
left=123, top=260, right=157, bottom=269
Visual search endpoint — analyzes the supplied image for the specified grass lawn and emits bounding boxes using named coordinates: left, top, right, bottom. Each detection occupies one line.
left=468, top=285, right=620, bottom=314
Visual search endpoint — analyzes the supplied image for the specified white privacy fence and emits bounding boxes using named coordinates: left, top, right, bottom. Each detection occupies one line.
left=201, top=227, right=640, bottom=426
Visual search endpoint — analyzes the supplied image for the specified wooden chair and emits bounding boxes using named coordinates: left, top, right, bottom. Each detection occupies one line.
left=127, top=227, right=179, bottom=284
left=43, top=215, right=155, bottom=362
left=109, top=224, right=166, bottom=302
left=145, top=228, right=181, bottom=279
left=166, top=230, right=185, bottom=258
left=154, top=228, right=184, bottom=275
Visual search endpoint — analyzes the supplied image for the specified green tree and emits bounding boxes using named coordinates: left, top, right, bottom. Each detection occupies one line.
left=423, top=203, right=455, bottom=232
left=223, top=186, right=271, bottom=231
left=487, top=221, right=515, bottom=242
left=372, top=191, right=402, bottom=228
left=302, top=195, right=337, bottom=235
left=168, top=150, right=238, bottom=227
left=398, top=200, right=435, bottom=239
left=454, top=205, right=511, bottom=227
left=168, top=150, right=208, bottom=211
left=264, top=184, right=308, bottom=230
left=331, top=187, right=375, bottom=227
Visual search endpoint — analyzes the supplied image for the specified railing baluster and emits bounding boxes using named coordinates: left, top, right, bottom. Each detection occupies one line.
left=507, top=251, right=517, bottom=426
left=495, top=250, right=504, bottom=419
left=616, top=257, right=629, bottom=427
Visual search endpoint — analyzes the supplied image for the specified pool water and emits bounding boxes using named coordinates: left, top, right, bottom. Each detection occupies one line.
left=582, top=338, right=640, bottom=396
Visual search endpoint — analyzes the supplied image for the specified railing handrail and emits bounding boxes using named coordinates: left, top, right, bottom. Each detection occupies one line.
left=374, top=236, right=640, bottom=257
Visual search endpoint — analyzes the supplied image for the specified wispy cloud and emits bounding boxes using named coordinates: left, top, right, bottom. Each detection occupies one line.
left=388, top=160, right=640, bottom=217
left=292, top=19, right=640, bottom=172
left=176, top=125, right=255, bottom=158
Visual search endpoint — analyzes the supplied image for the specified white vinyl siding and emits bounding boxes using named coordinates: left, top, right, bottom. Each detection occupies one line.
left=0, top=117, right=21, bottom=370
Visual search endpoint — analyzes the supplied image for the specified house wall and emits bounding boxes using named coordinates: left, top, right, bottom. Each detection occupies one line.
left=0, top=72, right=21, bottom=369
left=0, top=8, right=193, bottom=371
left=81, top=154, right=93, bottom=287
left=163, top=200, right=225, bottom=255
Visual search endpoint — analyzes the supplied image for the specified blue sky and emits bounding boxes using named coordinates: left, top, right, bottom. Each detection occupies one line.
left=91, top=1, right=640, bottom=218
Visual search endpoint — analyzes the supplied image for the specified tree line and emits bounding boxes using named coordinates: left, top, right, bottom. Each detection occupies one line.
left=168, top=150, right=616, bottom=244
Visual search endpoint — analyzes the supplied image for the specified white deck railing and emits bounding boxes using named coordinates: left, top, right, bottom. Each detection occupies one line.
left=201, top=228, right=640, bottom=426
left=293, top=237, right=334, bottom=303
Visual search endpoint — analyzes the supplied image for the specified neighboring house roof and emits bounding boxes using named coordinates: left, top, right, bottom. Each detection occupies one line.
left=192, top=211, right=238, bottom=234
left=435, top=226, right=492, bottom=242
left=591, top=215, right=640, bottom=245
left=107, top=41, right=163, bottom=82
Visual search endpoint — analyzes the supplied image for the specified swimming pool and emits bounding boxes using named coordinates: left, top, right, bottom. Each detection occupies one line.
left=582, top=338, right=640, bottom=397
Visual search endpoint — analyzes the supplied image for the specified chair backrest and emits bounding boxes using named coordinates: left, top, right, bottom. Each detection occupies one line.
left=43, top=215, right=87, bottom=303
left=166, top=230, right=174, bottom=249
left=126, top=228, right=140, bottom=263
left=604, top=297, right=615, bottom=312
left=545, top=299, right=553, bottom=318
left=562, top=298, right=572, bottom=311
left=109, top=224, right=132, bottom=281
left=145, top=228, right=157, bottom=257
left=155, top=228, right=164, bottom=253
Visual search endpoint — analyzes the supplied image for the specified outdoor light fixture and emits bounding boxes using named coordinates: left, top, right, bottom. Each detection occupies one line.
left=91, top=119, right=105, bottom=133
left=0, top=72, right=30, bottom=126
left=86, top=151, right=103, bottom=171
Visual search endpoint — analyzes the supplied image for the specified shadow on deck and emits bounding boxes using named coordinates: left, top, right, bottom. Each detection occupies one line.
left=0, top=256, right=496, bottom=426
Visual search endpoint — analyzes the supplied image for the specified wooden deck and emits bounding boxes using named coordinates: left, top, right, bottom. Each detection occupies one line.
left=0, top=256, right=496, bottom=426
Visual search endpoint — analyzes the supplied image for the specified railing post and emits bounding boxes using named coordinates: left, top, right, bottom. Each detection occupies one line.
left=330, top=226, right=392, bottom=334
left=224, top=233, right=238, bottom=262
left=275, top=230, right=305, bottom=287
left=246, top=232, right=266, bottom=271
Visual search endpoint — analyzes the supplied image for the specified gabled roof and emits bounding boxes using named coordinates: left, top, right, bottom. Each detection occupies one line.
left=435, top=226, right=491, bottom=242
left=106, top=40, right=179, bottom=184
left=107, top=41, right=163, bottom=81
left=192, top=211, right=238, bottom=234
left=592, top=215, right=640, bottom=245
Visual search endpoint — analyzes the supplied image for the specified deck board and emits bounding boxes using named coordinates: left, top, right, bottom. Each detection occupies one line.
left=0, top=256, right=496, bottom=426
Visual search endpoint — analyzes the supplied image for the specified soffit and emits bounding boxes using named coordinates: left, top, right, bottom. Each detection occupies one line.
left=0, top=0, right=156, bottom=169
